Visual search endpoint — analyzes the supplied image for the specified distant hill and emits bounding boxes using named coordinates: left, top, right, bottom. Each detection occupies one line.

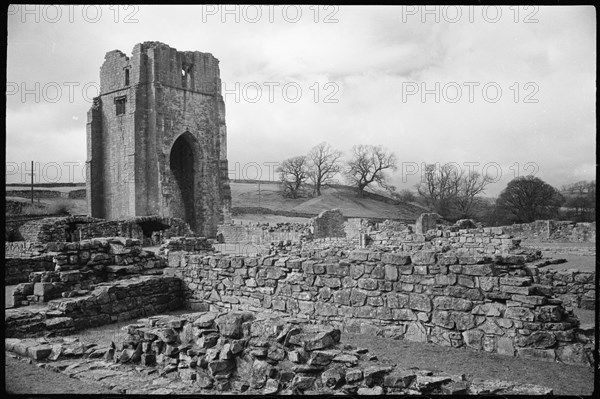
left=5, top=181, right=427, bottom=222
left=231, top=181, right=425, bottom=222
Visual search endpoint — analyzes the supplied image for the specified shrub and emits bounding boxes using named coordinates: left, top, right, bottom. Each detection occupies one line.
left=47, top=199, right=75, bottom=215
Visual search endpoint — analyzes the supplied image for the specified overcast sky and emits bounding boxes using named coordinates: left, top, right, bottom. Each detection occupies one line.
left=5, top=5, right=596, bottom=196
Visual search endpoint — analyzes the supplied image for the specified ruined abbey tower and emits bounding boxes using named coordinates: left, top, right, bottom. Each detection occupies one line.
left=86, top=42, right=231, bottom=236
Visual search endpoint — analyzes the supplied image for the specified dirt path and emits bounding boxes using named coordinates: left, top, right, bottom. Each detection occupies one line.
left=5, top=353, right=113, bottom=394
left=342, top=334, right=595, bottom=396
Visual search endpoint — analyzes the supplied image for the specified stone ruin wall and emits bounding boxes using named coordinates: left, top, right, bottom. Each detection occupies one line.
left=5, top=237, right=213, bottom=338
left=7, top=237, right=167, bottom=305
left=6, top=276, right=183, bottom=338
left=501, top=220, right=596, bottom=242
left=312, top=209, right=347, bottom=238
left=164, top=227, right=594, bottom=366
left=17, top=215, right=103, bottom=242
left=217, top=222, right=310, bottom=245
left=215, top=210, right=372, bottom=248
left=15, top=215, right=192, bottom=244
left=4, top=214, right=595, bottom=366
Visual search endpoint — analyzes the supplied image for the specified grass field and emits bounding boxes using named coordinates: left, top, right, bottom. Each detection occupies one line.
left=231, top=181, right=425, bottom=220
left=7, top=181, right=424, bottom=221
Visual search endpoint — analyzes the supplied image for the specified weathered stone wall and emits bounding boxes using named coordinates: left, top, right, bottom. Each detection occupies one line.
left=18, top=215, right=104, bottom=242
left=502, top=220, right=595, bottom=242
left=169, top=228, right=592, bottom=366
left=313, top=209, right=346, bottom=238
left=343, top=218, right=372, bottom=245
left=5, top=256, right=54, bottom=286
left=537, top=269, right=595, bottom=310
left=87, top=41, right=231, bottom=237
left=231, top=206, right=315, bottom=218
left=76, top=216, right=192, bottom=245
left=5, top=276, right=183, bottom=337
left=5, top=241, right=47, bottom=257
left=160, top=236, right=215, bottom=254
left=415, top=213, right=439, bottom=235
left=367, top=221, right=415, bottom=246
left=217, top=222, right=310, bottom=244
left=8, top=237, right=166, bottom=302
left=5, top=215, right=54, bottom=241
left=16, top=215, right=191, bottom=245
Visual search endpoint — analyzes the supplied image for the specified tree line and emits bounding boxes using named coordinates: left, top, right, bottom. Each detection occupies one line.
left=276, top=143, right=595, bottom=225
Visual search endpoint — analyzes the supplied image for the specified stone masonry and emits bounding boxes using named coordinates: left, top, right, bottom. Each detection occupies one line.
left=87, top=41, right=231, bottom=237
left=165, top=225, right=594, bottom=366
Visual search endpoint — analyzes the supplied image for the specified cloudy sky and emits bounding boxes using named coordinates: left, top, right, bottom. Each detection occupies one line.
left=6, top=5, right=596, bottom=196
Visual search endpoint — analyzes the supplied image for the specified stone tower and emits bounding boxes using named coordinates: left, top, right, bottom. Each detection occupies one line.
left=86, top=42, right=231, bottom=236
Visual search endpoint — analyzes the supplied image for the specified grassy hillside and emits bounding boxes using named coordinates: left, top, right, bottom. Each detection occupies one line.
left=231, top=181, right=425, bottom=221
left=6, top=181, right=426, bottom=221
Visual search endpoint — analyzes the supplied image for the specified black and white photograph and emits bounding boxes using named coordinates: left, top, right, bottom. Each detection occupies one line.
left=4, top=4, right=597, bottom=396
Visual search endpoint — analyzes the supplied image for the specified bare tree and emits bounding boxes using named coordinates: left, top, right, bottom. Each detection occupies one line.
left=454, top=171, right=493, bottom=219
left=345, top=145, right=398, bottom=195
left=307, top=142, right=343, bottom=196
left=416, top=163, right=492, bottom=220
left=277, top=156, right=309, bottom=199
left=416, top=163, right=460, bottom=218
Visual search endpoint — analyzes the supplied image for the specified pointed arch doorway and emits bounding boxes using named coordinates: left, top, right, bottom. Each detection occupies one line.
left=169, top=132, right=198, bottom=231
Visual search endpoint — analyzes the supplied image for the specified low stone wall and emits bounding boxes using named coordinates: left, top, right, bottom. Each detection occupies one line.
left=16, top=215, right=192, bottom=244
left=217, top=222, right=310, bottom=245
left=5, top=256, right=54, bottom=286
left=77, top=216, right=193, bottom=245
left=502, top=220, right=595, bottom=243
left=167, top=231, right=592, bottom=366
left=537, top=269, right=595, bottom=310
left=5, top=276, right=183, bottom=337
left=6, top=189, right=62, bottom=199
left=68, top=189, right=87, bottom=199
left=231, top=206, right=315, bottom=218
left=5, top=241, right=47, bottom=257
left=5, top=214, right=56, bottom=241
left=160, top=236, right=215, bottom=253
left=367, top=221, right=415, bottom=246
left=18, top=215, right=104, bottom=242
left=7, top=237, right=166, bottom=302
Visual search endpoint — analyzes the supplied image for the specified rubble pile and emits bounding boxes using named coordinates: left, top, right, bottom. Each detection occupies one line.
left=5, top=310, right=557, bottom=395
left=102, top=311, right=554, bottom=395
